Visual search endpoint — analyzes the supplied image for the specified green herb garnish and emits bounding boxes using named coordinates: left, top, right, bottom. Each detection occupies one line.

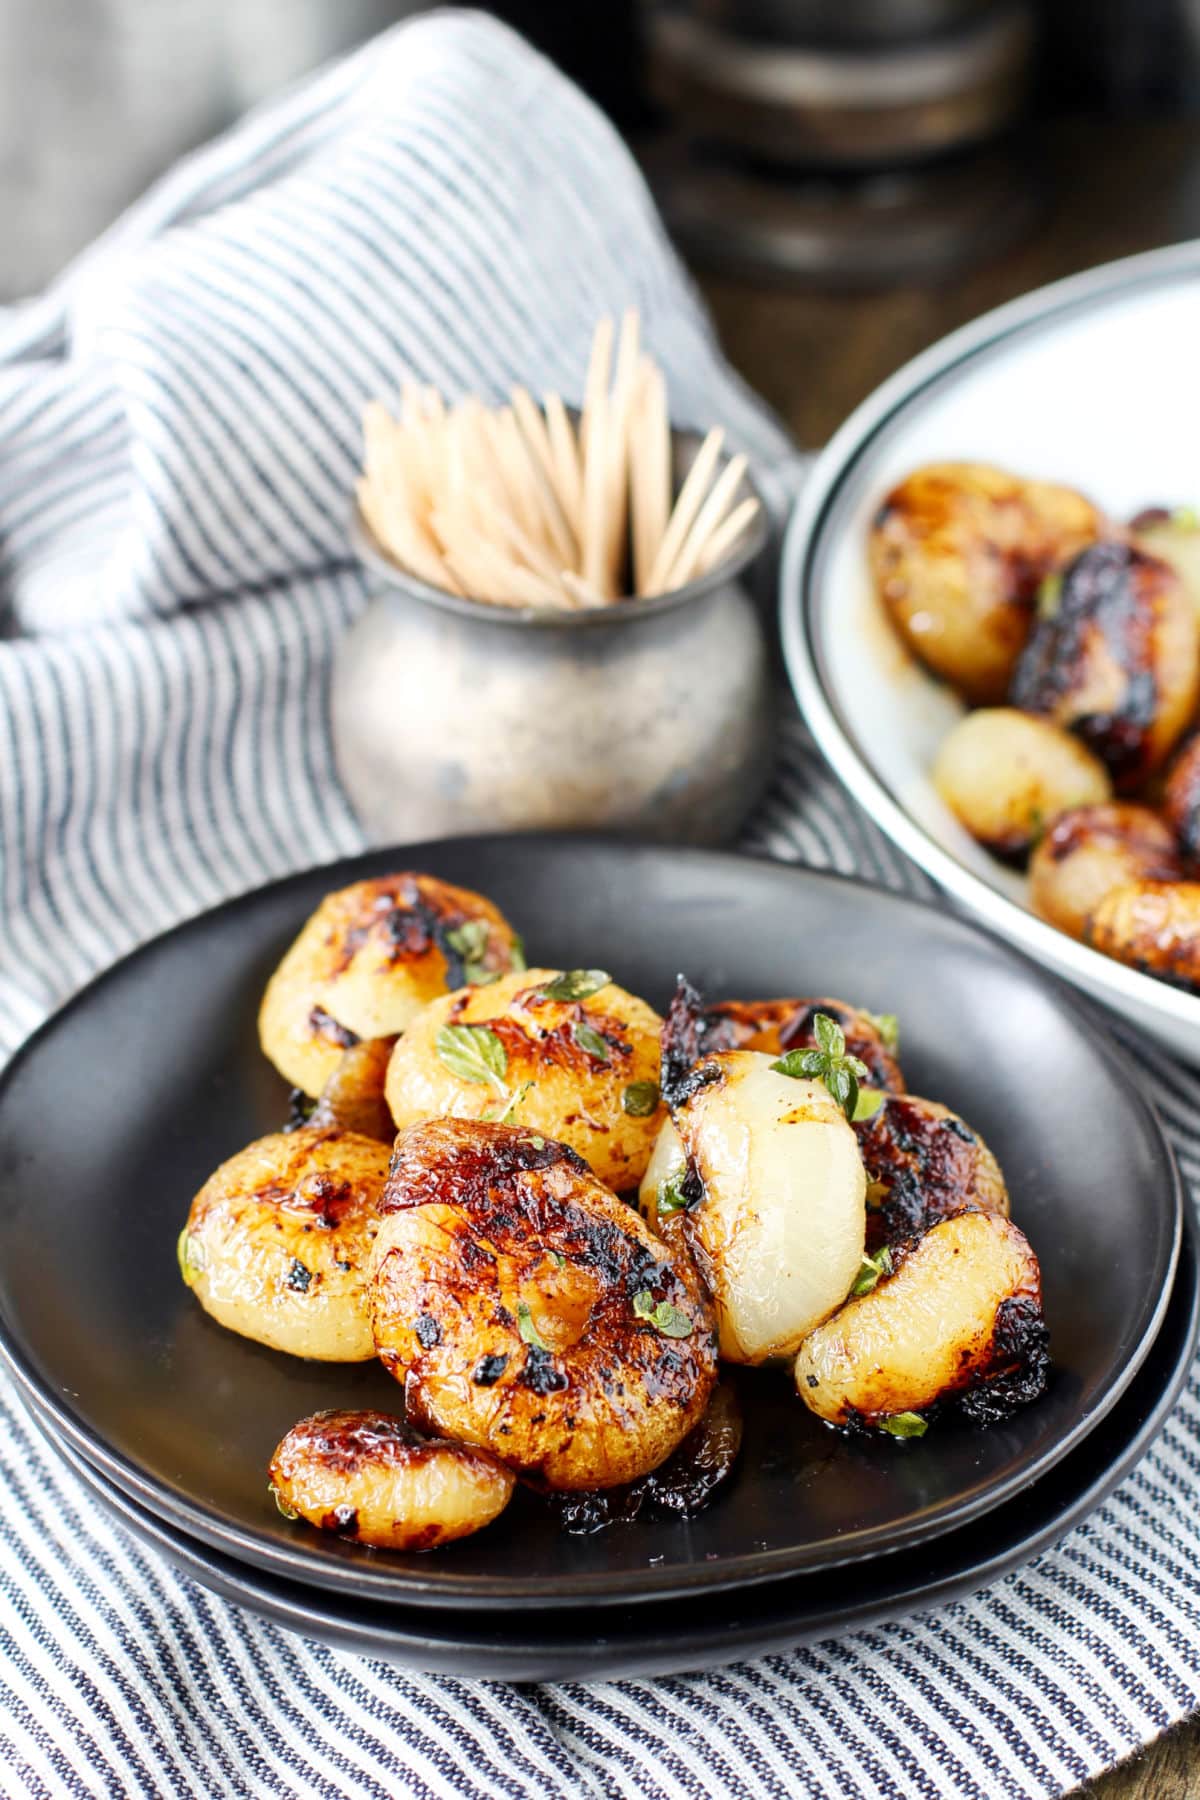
left=516, top=1299, right=550, bottom=1350
left=176, top=1228, right=202, bottom=1287
left=571, top=1020, right=611, bottom=1063
left=435, top=1023, right=508, bottom=1090
left=539, top=968, right=610, bottom=1002
left=852, top=1087, right=886, bottom=1124
left=549, top=1250, right=566, bottom=1269
left=444, top=919, right=498, bottom=986
left=632, top=1290, right=694, bottom=1338
left=270, top=1485, right=300, bottom=1520
left=862, top=1010, right=900, bottom=1053
left=880, top=1411, right=928, bottom=1439
left=484, top=1079, right=534, bottom=1125
left=772, top=1012, right=869, bottom=1122
left=656, top=1168, right=692, bottom=1216
left=622, top=1080, right=660, bottom=1117
left=446, top=920, right=489, bottom=961
left=508, top=933, right=527, bottom=973
left=1037, top=571, right=1063, bottom=618
left=530, top=1135, right=546, bottom=1150
left=851, top=1246, right=893, bottom=1297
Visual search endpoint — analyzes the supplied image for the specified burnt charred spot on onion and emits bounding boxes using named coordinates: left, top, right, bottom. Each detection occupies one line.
left=956, top=1295, right=1051, bottom=1426
left=379, top=1122, right=588, bottom=1214
left=308, top=1005, right=360, bottom=1048
left=284, top=1088, right=318, bottom=1132
left=659, top=977, right=728, bottom=1107
left=414, top=1313, right=441, bottom=1349
left=472, top=1352, right=509, bottom=1387
left=285, top=1259, right=312, bottom=1293
left=1010, top=541, right=1176, bottom=790
left=520, top=1345, right=570, bottom=1395
left=836, top=1293, right=1049, bottom=1438
left=656, top=1161, right=704, bottom=1218
left=855, top=1096, right=1005, bottom=1254
left=549, top=1380, right=743, bottom=1533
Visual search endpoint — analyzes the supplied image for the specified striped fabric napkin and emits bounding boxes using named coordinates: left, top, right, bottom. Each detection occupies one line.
left=2, top=12, right=1199, bottom=1797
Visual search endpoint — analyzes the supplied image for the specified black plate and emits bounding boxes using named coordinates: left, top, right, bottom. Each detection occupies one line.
left=0, top=838, right=1182, bottom=1610
left=19, top=1211, right=1199, bottom=1681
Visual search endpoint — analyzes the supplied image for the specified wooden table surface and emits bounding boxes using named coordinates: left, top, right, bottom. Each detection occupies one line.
left=695, top=117, right=1200, bottom=1800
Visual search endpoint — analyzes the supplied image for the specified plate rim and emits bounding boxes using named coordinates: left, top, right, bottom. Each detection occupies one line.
left=780, top=239, right=1200, bottom=1041
left=0, top=834, right=1184, bottom=1608
left=19, top=1208, right=1200, bottom=1680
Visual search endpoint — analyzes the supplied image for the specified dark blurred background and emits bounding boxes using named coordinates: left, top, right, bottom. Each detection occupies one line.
left=3, top=0, right=1196, bottom=441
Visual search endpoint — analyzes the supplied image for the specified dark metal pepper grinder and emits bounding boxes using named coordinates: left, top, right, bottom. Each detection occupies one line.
left=639, top=0, right=1040, bottom=285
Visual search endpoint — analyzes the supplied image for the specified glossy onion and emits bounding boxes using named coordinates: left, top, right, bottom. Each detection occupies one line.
left=794, top=1211, right=1046, bottom=1429
left=642, top=1050, right=867, bottom=1365
left=268, top=1409, right=514, bottom=1550
left=259, top=872, right=524, bottom=1097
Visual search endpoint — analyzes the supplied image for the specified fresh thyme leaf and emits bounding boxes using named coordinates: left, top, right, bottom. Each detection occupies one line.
left=632, top=1290, right=694, bottom=1337
left=571, top=1020, right=611, bottom=1063
left=465, top=963, right=502, bottom=986
left=539, top=968, right=610, bottom=1002
left=484, top=1079, right=534, bottom=1124
left=653, top=1301, right=694, bottom=1338
left=826, top=1064, right=855, bottom=1114
left=772, top=1048, right=823, bottom=1080
left=516, top=1299, right=550, bottom=1350
left=862, top=1010, right=900, bottom=1053
left=880, top=1411, right=928, bottom=1439
left=852, top=1086, right=886, bottom=1123
left=851, top=1246, right=893, bottom=1297
left=530, top=1135, right=546, bottom=1150
left=549, top=1250, right=566, bottom=1268
left=270, top=1485, right=300, bottom=1520
left=773, top=1012, right=869, bottom=1122
left=435, top=1023, right=508, bottom=1089
left=621, top=1079, right=661, bottom=1117
left=176, top=1228, right=202, bottom=1287
left=1037, top=571, right=1063, bottom=618
left=446, top=919, right=490, bottom=963
left=657, top=1168, right=691, bottom=1215
left=508, top=933, right=527, bottom=972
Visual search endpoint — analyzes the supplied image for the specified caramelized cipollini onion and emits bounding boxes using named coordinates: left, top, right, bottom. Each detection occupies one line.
left=1028, top=802, right=1182, bottom=942
left=370, top=1118, right=718, bottom=1490
left=1011, top=539, right=1200, bottom=791
left=181, top=1126, right=391, bottom=1361
left=932, top=709, right=1111, bottom=860
left=853, top=1094, right=1009, bottom=1254
left=384, top=966, right=666, bottom=1191
left=643, top=1048, right=867, bottom=1366
left=795, top=1211, right=1048, bottom=1431
left=869, top=461, right=1101, bottom=704
left=269, top=1409, right=515, bottom=1550
left=259, top=872, right=525, bottom=1098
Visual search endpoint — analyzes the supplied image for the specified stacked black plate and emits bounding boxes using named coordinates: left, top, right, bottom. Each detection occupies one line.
left=0, top=839, right=1193, bottom=1679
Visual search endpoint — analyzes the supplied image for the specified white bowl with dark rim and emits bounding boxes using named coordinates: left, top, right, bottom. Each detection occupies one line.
left=782, top=241, right=1200, bottom=1064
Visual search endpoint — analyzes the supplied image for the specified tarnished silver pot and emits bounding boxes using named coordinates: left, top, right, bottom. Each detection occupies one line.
left=333, top=446, right=772, bottom=847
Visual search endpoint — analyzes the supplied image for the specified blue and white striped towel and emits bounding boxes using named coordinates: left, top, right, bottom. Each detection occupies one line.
left=2, top=12, right=1199, bottom=1797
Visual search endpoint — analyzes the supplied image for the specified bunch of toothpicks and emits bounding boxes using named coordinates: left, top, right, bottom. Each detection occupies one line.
left=357, top=309, right=761, bottom=611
